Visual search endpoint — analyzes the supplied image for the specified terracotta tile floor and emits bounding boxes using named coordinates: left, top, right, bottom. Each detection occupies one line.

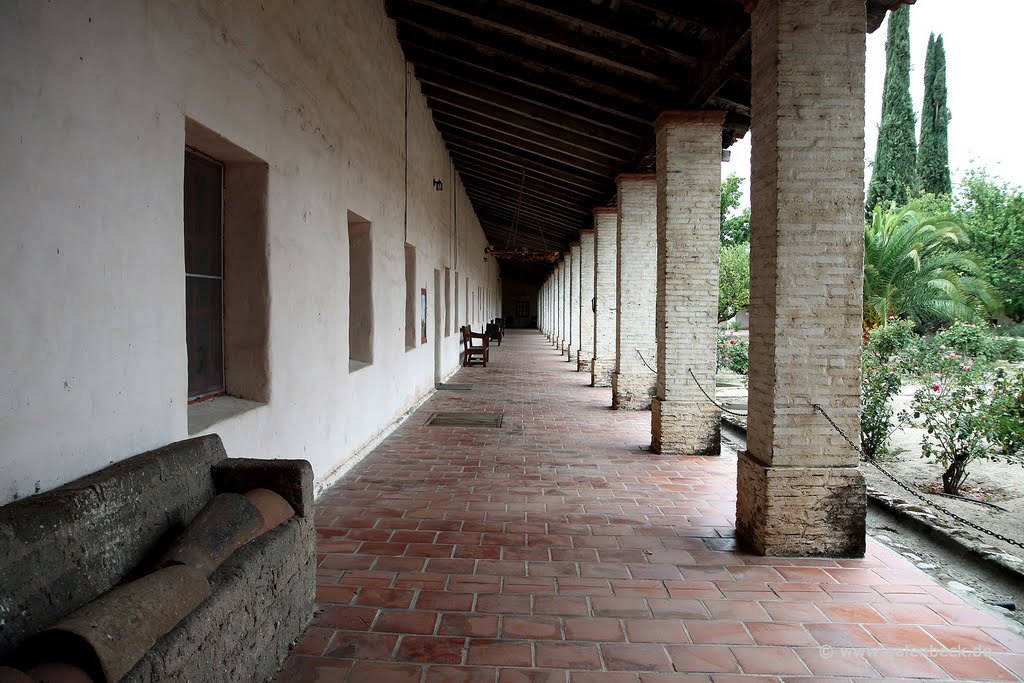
left=275, top=330, right=1024, bottom=682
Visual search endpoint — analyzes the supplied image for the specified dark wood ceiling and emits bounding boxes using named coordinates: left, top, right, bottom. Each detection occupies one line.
left=386, top=0, right=904, bottom=283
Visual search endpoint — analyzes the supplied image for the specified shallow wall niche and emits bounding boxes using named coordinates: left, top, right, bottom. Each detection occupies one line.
left=183, top=119, right=270, bottom=432
left=444, top=267, right=451, bottom=337
left=348, top=212, right=373, bottom=370
left=405, top=243, right=417, bottom=350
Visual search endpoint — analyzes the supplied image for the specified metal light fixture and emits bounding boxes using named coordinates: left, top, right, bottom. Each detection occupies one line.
left=432, top=178, right=444, bottom=191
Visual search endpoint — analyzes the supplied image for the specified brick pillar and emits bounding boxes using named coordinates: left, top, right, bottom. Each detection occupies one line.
left=568, top=242, right=581, bottom=362
left=540, top=279, right=546, bottom=335
left=560, top=257, right=570, bottom=355
left=577, top=229, right=596, bottom=373
left=555, top=262, right=564, bottom=349
left=591, top=208, right=618, bottom=387
left=737, top=0, right=867, bottom=557
left=612, top=175, right=658, bottom=410
left=541, top=278, right=547, bottom=336
left=651, top=111, right=724, bottom=456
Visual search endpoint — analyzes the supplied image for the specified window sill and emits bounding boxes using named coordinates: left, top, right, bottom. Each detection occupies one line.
left=349, top=359, right=372, bottom=374
left=188, top=395, right=265, bottom=434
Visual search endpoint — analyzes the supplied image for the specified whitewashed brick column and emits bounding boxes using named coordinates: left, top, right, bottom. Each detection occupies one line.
left=612, top=175, right=658, bottom=410
left=651, top=111, right=724, bottom=456
left=555, top=262, right=564, bottom=349
left=577, top=229, right=596, bottom=373
left=737, top=0, right=867, bottom=557
left=568, top=242, right=581, bottom=362
left=540, top=279, right=547, bottom=335
left=560, top=257, right=570, bottom=355
left=591, top=208, right=618, bottom=386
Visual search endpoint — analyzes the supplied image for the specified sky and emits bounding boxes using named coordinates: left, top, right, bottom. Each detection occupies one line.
left=722, top=0, right=1024, bottom=203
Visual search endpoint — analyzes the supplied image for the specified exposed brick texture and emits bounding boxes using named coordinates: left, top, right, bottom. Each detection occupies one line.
left=577, top=230, right=596, bottom=373
left=555, top=261, right=564, bottom=350
left=651, top=112, right=724, bottom=456
left=568, top=244, right=581, bottom=363
left=591, top=208, right=618, bottom=387
left=612, top=176, right=658, bottom=411
left=560, top=259, right=569, bottom=355
left=737, top=0, right=867, bottom=556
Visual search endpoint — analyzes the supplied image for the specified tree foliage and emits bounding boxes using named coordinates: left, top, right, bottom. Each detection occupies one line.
left=863, top=204, right=999, bottom=328
left=867, top=6, right=917, bottom=214
left=720, top=174, right=750, bottom=244
left=955, top=169, right=1024, bottom=321
left=719, top=242, right=750, bottom=323
left=918, top=34, right=952, bottom=196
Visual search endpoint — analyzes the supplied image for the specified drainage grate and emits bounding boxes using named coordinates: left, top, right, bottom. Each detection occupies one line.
left=436, top=383, right=473, bottom=391
left=424, top=412, right=503, bottom=428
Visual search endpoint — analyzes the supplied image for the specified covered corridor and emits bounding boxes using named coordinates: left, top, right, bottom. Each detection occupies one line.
left=276, top=330, right=1024, bottom=682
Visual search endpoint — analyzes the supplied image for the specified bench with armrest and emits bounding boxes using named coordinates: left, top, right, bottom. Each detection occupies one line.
left=461, top=325, right=490, bottom=366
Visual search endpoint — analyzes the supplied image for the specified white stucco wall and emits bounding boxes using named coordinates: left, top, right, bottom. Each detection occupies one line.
left=0, top=0, right=497, bottom=504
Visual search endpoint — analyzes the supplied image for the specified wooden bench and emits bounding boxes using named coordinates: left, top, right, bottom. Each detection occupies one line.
left=486, top=319, right=503, bottom=346
left=461, top=325, right=490, bottom=366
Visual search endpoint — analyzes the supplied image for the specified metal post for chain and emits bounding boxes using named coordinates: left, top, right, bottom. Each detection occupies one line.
left=812, top=403, right=1024, bottom=551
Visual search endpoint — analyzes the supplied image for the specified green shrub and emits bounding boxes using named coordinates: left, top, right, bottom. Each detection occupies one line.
left=934, top=321, right=996, bottom=360
left=867, top=318, right=918, bottom=358
left=995, top=322, right=1024, bottom=338
left=992, top=336, right=1024, bottom=362
left=909, top=359, right=991, bottom=494
left=861, top=349, right=902, bottom=459
left=984, top=368, right=1024, bottom=457
left=717, top=330, right=749, bottom=375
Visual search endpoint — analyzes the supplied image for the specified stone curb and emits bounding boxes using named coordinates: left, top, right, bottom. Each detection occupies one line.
left=720, top=415, right=1024, bottom=592
left=866, top=485, right=1024, bottom=587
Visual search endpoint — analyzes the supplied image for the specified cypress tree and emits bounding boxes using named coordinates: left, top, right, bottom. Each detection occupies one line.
left=918, top=34, right=952, bottom=196
left=867, top=5, right=917, bottom=213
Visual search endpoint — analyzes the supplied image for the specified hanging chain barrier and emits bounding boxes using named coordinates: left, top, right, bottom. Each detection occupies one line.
left=637, top=350, right=657, bottom=374
left=688, top=368, right=748, bottom=418
left=812, top=403, right=1024, bottom=551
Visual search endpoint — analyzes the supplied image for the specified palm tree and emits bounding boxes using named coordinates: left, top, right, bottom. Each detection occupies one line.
left=863, top=204, right=999, bottom=328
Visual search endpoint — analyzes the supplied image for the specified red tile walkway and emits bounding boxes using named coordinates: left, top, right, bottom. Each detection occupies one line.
left=275, top=330, right=1024, bottom=682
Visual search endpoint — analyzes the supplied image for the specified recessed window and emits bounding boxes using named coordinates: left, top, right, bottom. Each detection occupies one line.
left=348, top=211, right=373, bottom=371
left=405, top=243, right=416, bottom=350
left=454, top=272, right=459, bottom=335
left=183, top=119, right=270, bottom=433
left=184, top=151, right=225, bottom=400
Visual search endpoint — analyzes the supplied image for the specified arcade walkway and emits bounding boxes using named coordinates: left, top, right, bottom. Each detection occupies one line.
left=275, top=330, right=1024, bottom=682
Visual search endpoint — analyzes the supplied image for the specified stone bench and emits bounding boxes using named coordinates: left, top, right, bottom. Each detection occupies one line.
left=0, top=435, right=315, bottom=682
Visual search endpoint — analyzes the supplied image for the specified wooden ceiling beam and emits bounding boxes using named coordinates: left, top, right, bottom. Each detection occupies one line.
left=406, top=0, right=697, bottom=82
left=452, top=157, right=602, bottom=204
left=462, top=184, right=590, bottom=226
left=441, top=128, right=612, bottom=185
left=432, top=109, right=623, bottom=170
left=503, top=0, right=708, bottom=64
left=624, top=0, right=747, bottom=32
left=456, top=170, right=595, bottom=214
left=391, top=15, right=674, bottom=114
left=477, top=218, right=555, bottom=251
left=422, top=86, right=634, bottom=157
left=411, top=59, right=648, bottom=140
left=448, top=148, right=607, bottom=197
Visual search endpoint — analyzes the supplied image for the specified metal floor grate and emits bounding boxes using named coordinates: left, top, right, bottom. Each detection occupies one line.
left=436, top=383, right=473, bottom=391
left=424, top=412, right=503, bottom=428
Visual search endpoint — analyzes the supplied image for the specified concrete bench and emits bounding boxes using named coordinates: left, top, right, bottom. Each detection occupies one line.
left=0, top=435, right=315, bottom=682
